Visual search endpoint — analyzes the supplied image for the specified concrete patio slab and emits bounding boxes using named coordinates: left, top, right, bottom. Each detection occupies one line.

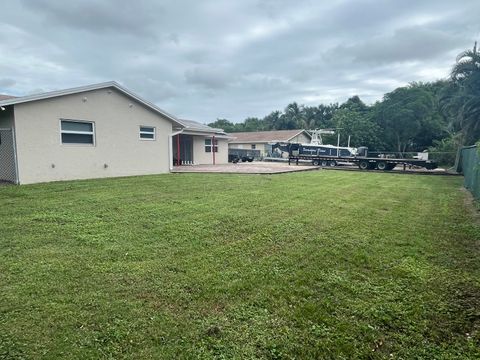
left=172, top=162, right=318, bottom=174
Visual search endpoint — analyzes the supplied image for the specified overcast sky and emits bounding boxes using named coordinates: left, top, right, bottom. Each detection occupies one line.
left=0, top=0, right=479, bottom=123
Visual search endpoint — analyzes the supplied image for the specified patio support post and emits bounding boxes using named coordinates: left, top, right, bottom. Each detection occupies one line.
left=177, top=134, right=181, bottom=165
left=212, top=135, right=216, bottom=165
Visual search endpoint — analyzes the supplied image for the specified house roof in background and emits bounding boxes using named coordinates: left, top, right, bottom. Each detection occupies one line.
left=179, top=119, right=226, bottom=134
left=229, top=129, right=310, bottom=143
left=0, top=94, right=17, bottom=101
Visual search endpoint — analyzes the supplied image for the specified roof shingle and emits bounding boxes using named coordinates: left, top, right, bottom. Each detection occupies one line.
left=229, top=129, right=310, bottom=143
left=0, top=94, right=17, bottom=101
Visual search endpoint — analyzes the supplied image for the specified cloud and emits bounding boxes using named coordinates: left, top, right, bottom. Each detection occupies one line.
left=0, top=78, right=16, bottom=88
left=184, top=66, right=234, bottom=89
left=324, top=27, right=465, bottom=65
left=0, top=0, right=478, bottom=121
left=20, top=0, right=162, bottom=36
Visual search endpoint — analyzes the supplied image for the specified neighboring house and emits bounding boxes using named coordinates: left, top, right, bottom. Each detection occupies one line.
left=0, top=82, right=229, bottom=184
left=228, top=129, right=311, bottom=157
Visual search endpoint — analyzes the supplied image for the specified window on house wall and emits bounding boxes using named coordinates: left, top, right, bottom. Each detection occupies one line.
left=205, top=138, right=218, bottom=152
left=139, top=126, right=156, bottom=140
left=60, top=120, right=95, bottom=145
left=251, top=144, right=256, bottom=149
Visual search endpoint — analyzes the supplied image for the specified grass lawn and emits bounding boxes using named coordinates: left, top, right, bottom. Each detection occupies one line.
left=0, top=171, right=479, bottom=359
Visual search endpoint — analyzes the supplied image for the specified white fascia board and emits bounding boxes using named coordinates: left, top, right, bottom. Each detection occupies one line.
left=180, top=130, right=232, bottom=138
left=229, top=140, right=270, bottom=144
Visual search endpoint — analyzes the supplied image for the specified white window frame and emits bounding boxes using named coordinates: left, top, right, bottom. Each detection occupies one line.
left=204, top=138, right=218, bottom=153
left=139, top=126, right=156, bottom=141
left=60, top=119, right=95, bottom=146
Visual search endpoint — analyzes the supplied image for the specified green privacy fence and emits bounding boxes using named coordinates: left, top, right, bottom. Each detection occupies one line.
left=458, top=145, right=480, bottom=200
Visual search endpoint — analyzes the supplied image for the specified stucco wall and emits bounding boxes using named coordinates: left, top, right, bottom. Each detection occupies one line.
left=14, top=88, right=174, bottom=184
left=193, top=136, right=228, bottom=164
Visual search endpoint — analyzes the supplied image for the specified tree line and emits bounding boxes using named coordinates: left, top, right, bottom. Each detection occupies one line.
left=209, top=43, right=480, bottom=155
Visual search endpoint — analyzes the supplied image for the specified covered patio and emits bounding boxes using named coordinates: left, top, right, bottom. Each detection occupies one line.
left=170, top=119, right=231, bottom=167
left=171, top=161, right=318, bottom=174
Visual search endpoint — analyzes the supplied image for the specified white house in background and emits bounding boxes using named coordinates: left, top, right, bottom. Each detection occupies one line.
left=228, top=129, right=312, bottom=157
left=0, top=81, right=229, bottom=184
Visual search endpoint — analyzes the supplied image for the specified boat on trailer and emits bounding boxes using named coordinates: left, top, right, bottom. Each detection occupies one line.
left=272, top=129, right=357, bottom=159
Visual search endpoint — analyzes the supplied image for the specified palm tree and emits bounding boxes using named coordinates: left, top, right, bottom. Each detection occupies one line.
left=451, top=42, right=480, bottom=82
left=441, top=42, right=480, bottom=145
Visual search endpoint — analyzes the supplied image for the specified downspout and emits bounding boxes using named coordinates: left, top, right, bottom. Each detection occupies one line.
left=11, top=105, right=20, bottom=184
left=177, top=134, right=181, bottom=165
left=169, top=129, right=183, bottom=171
left=12, top=126, right=20, bottom=184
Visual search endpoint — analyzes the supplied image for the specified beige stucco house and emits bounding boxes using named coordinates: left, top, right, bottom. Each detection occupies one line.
left=228, top=129, right=311, bottom=158
left=0, top=82, right=229, bottom=184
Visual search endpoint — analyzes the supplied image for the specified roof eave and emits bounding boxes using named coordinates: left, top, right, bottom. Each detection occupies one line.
left=0, top=81, right=186, bottom=128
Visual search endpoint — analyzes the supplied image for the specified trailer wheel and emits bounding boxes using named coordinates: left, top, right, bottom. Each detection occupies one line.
left=376, top=161, right=387, bottom=170
left=312, top=160, right=320, bottom=166
left=359, top=160, right=369, bottom=170
left=328, top=160, right=336, bottom=167
left=321, top=160, right=328, bottom=167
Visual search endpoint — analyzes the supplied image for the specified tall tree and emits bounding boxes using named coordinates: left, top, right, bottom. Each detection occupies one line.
left=281, top=102, right=304, bottom=129
left=374, top=84, right=437, bottom=153
left=243, top=117, right=263, bottom=132
left=332, top=108, right=384, bottom=150
left=208, top=118, right=236, bottom=132
left=441, top=42, right=480, bottom=145
left=262, top=111, right=282, bottom=131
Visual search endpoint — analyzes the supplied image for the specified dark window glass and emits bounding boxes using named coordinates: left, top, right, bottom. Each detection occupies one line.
left=61, top=121, right=93, bottom=132
left=140, top=126, right=154, bottom=133
left=61, top=133, right=94, bottom=144
left=140, top=133, right=155, bottom=139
